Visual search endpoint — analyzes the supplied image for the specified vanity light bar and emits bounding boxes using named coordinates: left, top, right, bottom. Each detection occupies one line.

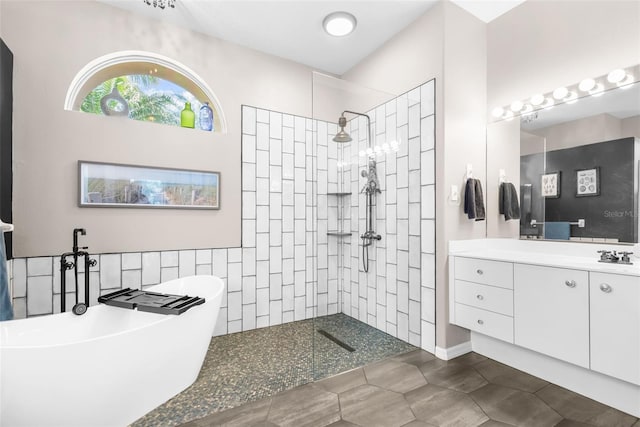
left=491, top=64, right=640, bottom=122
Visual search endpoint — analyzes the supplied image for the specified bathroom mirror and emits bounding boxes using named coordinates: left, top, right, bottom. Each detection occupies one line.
left=488, top=78, right=640, bottom=244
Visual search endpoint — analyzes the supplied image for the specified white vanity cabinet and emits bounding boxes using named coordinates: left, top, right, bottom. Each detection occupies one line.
left=448, top=240, right=640, bottom=418
left=449, top=252, right=639, bottom=375
left=513, top=264, right=590, bottom=368
left=590, top=272, right=640, bottom=385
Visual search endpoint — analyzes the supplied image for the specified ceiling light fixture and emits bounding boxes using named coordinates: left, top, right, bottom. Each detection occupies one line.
left=323, top=11, right=357, bottom=37
left=143, top=0, right=175, bottom=9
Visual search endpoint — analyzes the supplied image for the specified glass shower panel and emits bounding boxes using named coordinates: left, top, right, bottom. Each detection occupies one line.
left=311, top=72, right=416, bottom=381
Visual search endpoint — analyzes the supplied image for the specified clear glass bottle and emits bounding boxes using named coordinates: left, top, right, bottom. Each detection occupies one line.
left=199, top=102, right=214, bottom=131
left=180, top=102, right=195, bottom=128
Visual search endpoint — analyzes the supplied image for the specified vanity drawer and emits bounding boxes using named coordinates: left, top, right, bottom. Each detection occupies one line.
left=455, top=257, right=513, bottom=289
left=455, top=280, right=513, bottom=316
left=454, top=303, right=514, bottom=343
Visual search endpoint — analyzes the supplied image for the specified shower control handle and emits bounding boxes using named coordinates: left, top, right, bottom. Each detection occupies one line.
left=360, top=231, right=382, bottom=241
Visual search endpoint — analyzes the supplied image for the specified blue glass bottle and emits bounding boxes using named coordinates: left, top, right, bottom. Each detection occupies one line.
left=199, top=102, right=214, bottom=131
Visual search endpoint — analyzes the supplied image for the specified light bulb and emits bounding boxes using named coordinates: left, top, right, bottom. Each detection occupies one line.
left=579, top=78, right=596, bottom=92
left=510, top=100, right=524, bottom=112
left=492, top=107, right=505, bottom=118
left=607, top=69, right=626, bottom=83
left=530, top=94, right=544, bottom=106
left=553, top=87, right=569, bottom=100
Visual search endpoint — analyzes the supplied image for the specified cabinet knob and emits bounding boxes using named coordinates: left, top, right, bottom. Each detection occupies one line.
left=564, top=280, right=576, bottom=288
left=599, top=283, right=612, bottom=293
left=476, top=269, right=484, bottom=275
left=477, top=319, right=484, bottom=325
left=476, top=294, right=484, bottom=301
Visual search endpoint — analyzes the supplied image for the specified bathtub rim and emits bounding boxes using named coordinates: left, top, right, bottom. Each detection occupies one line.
left=0, top=274, right=224, bottom=350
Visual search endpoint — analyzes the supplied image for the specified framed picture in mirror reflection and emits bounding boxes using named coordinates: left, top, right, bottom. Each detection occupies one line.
left=576, top=167, right=600, bottom=197
left=541, top=171, right=560, bottom=198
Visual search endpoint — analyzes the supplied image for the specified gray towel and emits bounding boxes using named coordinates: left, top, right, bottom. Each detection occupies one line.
left=464, top=178, right=485, bottom=221
left=499, top=182, right=520, bottom=220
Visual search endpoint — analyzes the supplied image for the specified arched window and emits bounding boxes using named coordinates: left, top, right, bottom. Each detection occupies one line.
left=64, top=51, right=227, bottom=133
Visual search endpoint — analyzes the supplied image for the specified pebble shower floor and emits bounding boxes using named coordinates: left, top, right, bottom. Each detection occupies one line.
left=132, top=313, right=415, bottom=427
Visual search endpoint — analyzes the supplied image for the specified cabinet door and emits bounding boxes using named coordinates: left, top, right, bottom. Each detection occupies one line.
left=590, top=272, right=640, bottom=385
left=514, top=264, right=589, bottom=368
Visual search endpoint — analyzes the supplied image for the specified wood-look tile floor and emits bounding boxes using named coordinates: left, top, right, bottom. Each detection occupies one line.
left=181, top=350, right=639, bottom=427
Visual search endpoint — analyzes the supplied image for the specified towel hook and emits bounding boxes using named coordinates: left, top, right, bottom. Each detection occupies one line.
left=466, top=164, right=473, bottom=180
left=499, top=169, right=506, bottom=184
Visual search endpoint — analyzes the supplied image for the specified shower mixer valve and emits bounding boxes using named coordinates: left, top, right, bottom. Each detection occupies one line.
left=361, top=230, right=382, bottom=242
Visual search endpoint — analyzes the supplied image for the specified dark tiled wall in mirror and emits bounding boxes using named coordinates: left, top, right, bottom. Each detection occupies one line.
left=0, top=38, right=13, bottom=258
left=520, top=137, right=637, bottom=243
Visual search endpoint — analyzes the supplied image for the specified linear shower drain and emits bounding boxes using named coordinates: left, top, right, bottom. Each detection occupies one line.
left=317, top=329, right=356, bottom=352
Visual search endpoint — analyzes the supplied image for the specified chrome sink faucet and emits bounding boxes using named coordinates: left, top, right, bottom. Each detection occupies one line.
left=598, top=250, right=633, bottom=265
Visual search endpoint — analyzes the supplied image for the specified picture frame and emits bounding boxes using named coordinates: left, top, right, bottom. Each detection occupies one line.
left=576, top=167, right=600, bottom=197
left=78, top=161, right=220, bottom=209
left=541, top=171, right=561, bottom=198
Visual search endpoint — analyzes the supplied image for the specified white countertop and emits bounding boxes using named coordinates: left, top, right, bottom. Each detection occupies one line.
left=449, top=239, right=640, bottom=277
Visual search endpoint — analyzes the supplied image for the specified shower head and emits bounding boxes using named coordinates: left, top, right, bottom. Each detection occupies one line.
left=333, top=115, right=352, bottom=143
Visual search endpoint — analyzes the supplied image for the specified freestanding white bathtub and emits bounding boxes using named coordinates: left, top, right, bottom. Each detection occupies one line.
left=0, top=275, right=224, bottom=427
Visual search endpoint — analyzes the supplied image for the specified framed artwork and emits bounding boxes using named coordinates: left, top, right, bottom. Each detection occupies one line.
left=576, top=167, right=600, bottom=197
left=541, top=171, right=560, bottom=198
left=78, top=161, right=220, bottom=209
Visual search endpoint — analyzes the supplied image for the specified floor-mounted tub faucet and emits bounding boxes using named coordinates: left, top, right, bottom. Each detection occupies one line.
left=60, top=228, right=97, bottom=315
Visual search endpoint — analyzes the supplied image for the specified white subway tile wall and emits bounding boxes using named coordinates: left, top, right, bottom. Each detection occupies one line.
left=8, top=80, right=435, bottom=353
left=340, top=80, right=436, bottom=352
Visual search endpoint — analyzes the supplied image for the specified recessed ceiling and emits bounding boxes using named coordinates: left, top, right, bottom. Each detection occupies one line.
left=98, top=0, right=526, bottom=75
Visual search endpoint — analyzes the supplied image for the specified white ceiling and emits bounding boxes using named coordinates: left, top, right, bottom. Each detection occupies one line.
left=98, top=0, right=526, bottom=75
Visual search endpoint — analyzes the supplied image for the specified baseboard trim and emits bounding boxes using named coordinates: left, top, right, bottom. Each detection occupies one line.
left=435, top=341, right=472, bottom=360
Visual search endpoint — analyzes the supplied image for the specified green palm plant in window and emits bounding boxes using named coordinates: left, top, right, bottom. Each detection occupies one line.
left=81, top=75, right=201, bottom=127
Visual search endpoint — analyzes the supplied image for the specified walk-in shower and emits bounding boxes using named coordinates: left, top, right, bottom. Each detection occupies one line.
left=333, top=110, right=382, bottom=272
